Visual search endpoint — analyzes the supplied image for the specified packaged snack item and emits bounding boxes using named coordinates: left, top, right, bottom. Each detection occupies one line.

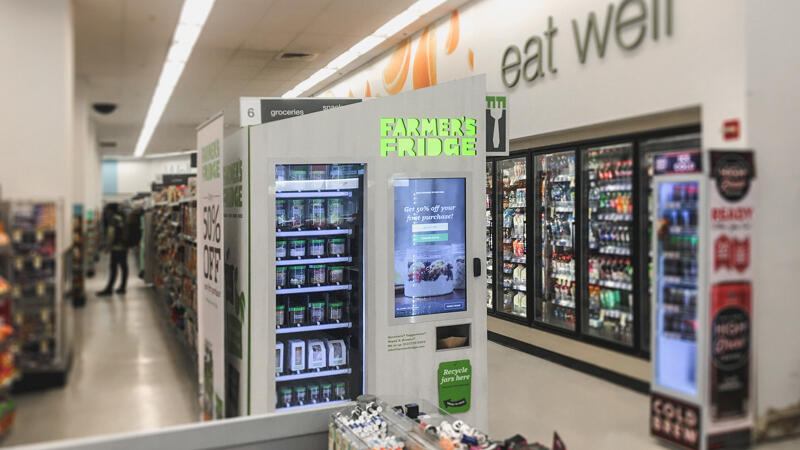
left=334, top=381, right=347, bottom=401
left=327, top=299, right=345, bottom=322
left=327, top=198, right=344, bottom=228
left=327, top=339, right=346, bottom=366
left=309, top=199, right=326, bottom=228
left=275, top=342, right=284, bottom=375
left=309, top=239, right=325, bottom=257
left=279, top=386, right=293, bottom=408
left=294, top=385, right=307, bottom=405
left=276, top=240, right=287, bottom=258
left=307, top=298, right=326, bottom=323
left=275, top=165, right=286, bottom=182
left=289, top=165, right=309, bottom=181
left=289, top=200, right=305, bottom=228
left=289, top=240, right=306, bottom=258
left=288, top=265, right=306, bottom=286
left=308, top=384, right=320, bottom=403
left=288, top=297, right=305, bottom=326
left=276, top=267, right=287, bottom=288
left=309, top=165, right=327, bottom=180
left=320, top=382, right=332, bottom=401
left=276, top=302, right=286, bottom=327
left=328, top=266, right=344, bottom=284
left=327, top=238, right=346, bottom=256
left=276, top=200, right=288, bottom=229
left=309, top=264, right=326, bottom=285
left=288, top=339, right=306, bottom=372
left=307, top=339, right=327, bottom=369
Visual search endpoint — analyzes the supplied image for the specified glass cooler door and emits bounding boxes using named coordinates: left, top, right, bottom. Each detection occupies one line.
left=486, top=161, right=495, bottom=312
left=273, top=163, right=365, bottom=410
left=534, top=150, right=576, bottom=331
left=582, top=143, right=634, bottom=346
left=496, top=157, right=528, bottom=319
left=653, top=179, right=700, bottom=398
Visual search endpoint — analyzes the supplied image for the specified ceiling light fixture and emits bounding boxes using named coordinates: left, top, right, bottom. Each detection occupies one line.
left=133, top=0, right=215, bottom=156
left=281, top=0, right=446, bottom=98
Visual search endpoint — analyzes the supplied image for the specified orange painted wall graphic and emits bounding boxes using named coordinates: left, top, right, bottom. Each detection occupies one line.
left=445, top=10, right=460, bottom=55
left=468, top=49, right=474, bottom=71
left=364, top=80, right=372, bottom=97
left=383, top=38, right=412, bottom=95
left=413, top=26, right=437, bottom=89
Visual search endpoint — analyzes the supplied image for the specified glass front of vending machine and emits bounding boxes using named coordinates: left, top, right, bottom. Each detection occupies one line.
left=273, top=163, right=365, bottom=410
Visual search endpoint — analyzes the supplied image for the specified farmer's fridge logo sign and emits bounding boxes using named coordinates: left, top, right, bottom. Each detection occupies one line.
left=380, top=117, right=478, bottom=157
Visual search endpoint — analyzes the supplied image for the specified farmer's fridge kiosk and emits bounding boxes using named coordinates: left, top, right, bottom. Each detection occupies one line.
left=243, top=77, right=488, bottom=427
left=649, top=148, right=756, bottom=449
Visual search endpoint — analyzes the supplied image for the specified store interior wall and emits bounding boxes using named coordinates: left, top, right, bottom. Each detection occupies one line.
left=74, top=76, right=102, bottom=213
left=0, top=0, right=75, bottom=247
left=104, top=154, right=195, bottom=197
left=745, top=0, right=800, bottom=420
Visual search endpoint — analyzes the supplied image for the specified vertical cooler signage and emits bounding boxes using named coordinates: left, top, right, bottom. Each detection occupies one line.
left=708, top=150, right=756, bottom=422
left=394, top=178, right=467, bottom=317
left=197, top=114, right=225, bottom=420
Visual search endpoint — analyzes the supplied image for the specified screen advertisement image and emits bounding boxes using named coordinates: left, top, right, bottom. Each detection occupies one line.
left=394, top=178, right=467, bottom=317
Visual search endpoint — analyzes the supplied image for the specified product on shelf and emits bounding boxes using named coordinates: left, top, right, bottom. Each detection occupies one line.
left=497, top=157, right=528, bottom=319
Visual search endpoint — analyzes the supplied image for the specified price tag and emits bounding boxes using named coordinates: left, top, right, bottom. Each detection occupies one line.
left=35, top=230, right=44, bottom=242
left=12, top=229, right=22, bottom=243
left=36, top=282, right=45, bottom=296
left=33, top=255, right=42, bottom=269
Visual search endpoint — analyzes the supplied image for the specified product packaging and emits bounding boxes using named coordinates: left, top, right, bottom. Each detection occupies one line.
left=307, top=339, right=327, bottom=370
left=276, top=199, right=287, bottom=229
left=328, top=266, right=345, bottom=284
left=288, top=339, right=306, bottom=372
left=276, top=266, right=287, bottom=288
left=307, top=298, right=326, bottom=323
left=327, top=298, right=345, bottom=322
left=309, top=199, right=326, bottom=228
left=334, top=381, right=347, bottom=401
left=276, top=302, right=286, bottom=327
left=276, top=240, right=287, bottom=258
left=289, top=200, right=305, bottom=229
left=294, top=385, right=307, bottom=405
left=276, top=341, right=284, bottom=375
left=288, top=297, right=305, bottom=326
left=309, top=264, right=326, bottom=285
left=279, top=386, right=293, bottom=408
left=327, top=339, right=346, bottom=367
left=288, top=265, right=306, bottom=287
left=308, top=384, right=320, bottom=403
left=309, top=239, right=325, bottom=257
left=320, top=382, right=332, bottom=402
left=289, top=240, right=306, bottom=258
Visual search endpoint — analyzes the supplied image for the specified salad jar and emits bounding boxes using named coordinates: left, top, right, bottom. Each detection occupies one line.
left=404, top=244, right=455, bottom=298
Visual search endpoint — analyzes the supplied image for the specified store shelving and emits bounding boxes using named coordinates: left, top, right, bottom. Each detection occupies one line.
left=276, top=368, right=352, bottom=382
left=276, top=322, right=352, bottom=335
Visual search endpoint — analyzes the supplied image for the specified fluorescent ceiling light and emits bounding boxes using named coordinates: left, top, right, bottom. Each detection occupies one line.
left=133, top=0, right=215, bottom=156
left=281, top=0, right=447, bottom=98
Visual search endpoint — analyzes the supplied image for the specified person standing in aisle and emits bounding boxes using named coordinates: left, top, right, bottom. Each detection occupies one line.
left=97, top=203, right=128, bottom=296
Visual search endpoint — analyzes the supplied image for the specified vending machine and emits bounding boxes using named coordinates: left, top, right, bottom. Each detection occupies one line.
left=228, top=77, right=489, bottom=427
left=649, top=148, right=756, bottom=449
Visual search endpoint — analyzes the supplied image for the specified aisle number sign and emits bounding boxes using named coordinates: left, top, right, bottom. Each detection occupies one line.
left=197, top=113, right=225, bottom=420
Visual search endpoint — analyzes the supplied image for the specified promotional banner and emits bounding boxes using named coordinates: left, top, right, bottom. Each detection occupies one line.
left=707, top=150, right=755, bottom=423
left=197, top=113, right=225, bottom=420
left=709, top=150, right=755, bottom=421
left=393, top=178, right=467, bottom=317
left=239, top=97, right=361, bottom=127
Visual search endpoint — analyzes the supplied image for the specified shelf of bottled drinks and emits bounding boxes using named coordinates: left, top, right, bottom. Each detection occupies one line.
left=485, top=128, right=701, bottom=356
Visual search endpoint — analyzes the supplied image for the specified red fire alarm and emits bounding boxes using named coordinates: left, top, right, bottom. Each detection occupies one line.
left=723, top=119, right=740, bottom=141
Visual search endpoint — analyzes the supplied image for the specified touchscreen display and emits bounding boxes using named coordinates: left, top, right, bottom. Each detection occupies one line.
left=394, top=178, right=467, bottom=317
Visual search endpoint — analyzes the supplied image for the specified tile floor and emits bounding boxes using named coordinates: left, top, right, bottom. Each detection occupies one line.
left=5, top=256, right=799, bottom=448
left=5, top=257, right=200, bottom=447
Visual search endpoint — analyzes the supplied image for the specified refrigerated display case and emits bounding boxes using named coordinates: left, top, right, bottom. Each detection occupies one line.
left=653, top=179, right=701, bottom=397
left=640, top=134, right=701, bottom=352
left=533, top=150, right=576, bottom=331
left=485, top=162, right=495, bottom=312
left=273, top=163, right=365, bottom=411
left=582, top=143, right=635, bottom=346
left=497, top=157, right=528, bottom=319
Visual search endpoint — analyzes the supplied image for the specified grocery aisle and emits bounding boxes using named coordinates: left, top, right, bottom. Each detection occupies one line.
left=5, top=254, right=200, bottom=446
left=487, top=341, right=800, bottom=449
